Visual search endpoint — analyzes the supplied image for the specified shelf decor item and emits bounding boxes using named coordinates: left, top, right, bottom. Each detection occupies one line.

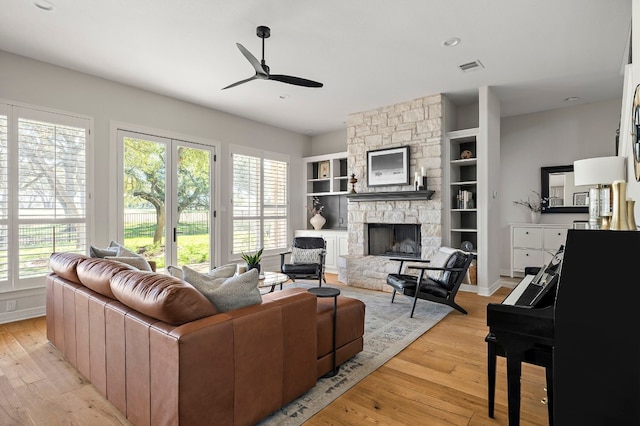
left=309, top=213, right=326, bottom=230
left=306, top=196, right=326, bottom=230
left=611, top=180, right=630, bottom=230
left=318, top=161, right=330, bottom=178
left=366, top=146, right=410, bottom=187
left=349, top=173, right=358, bottom=193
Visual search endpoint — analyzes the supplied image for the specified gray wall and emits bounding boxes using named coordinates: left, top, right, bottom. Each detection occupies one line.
left=0, top=50, right=311, bottom=318
left=310, top=128, right=347, bottom=155
left=499, top=99, right=621, bottom=273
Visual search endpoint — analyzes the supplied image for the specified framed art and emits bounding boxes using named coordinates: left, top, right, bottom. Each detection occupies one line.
left=318, top=161, right=330, bottom=178
left=573, top=191, right=588, bottom=206
left=366, top=146, right=410, bottom=187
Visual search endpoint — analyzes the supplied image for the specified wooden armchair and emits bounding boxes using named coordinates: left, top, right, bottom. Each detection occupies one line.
left=386, top=248, right=472, bottom=317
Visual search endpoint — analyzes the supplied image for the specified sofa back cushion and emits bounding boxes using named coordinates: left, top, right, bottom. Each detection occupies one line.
left=110, top=270, right=218, bottom=325
left=49, top=252, right=88, bottom=284
left=76, top=258, right=134, bottom=299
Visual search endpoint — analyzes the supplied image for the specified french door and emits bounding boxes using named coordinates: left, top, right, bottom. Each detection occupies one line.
left=117, top=130, right=215, bottom=271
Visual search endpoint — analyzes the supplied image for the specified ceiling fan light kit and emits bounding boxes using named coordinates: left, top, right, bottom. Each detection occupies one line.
left=222, top=25, right=323, bottom=90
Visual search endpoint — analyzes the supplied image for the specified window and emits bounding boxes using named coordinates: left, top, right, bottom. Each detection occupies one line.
left=231, top=147, right=288, bottom=255
left=0, top=103, right=90, bottom=289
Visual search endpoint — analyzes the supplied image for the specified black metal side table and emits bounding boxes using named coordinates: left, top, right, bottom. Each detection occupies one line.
left=308, top=286, right=341, bottom=377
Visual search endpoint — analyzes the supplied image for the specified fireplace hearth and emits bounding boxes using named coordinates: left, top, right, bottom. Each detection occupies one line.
left=368, top=223, right=421, bottom=258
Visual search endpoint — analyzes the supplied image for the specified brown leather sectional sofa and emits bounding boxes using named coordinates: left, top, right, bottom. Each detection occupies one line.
left=46, top=252, right=365, bottom=425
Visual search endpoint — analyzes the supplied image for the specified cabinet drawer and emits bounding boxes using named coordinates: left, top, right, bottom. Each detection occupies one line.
left=513, top=249, right=544, bottom=270
left=543, top=228, right=568, bottom=250
left=513, top=227, right=543, bottom=248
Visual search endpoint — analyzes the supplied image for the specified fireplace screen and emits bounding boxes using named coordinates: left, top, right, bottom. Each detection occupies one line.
left=367, top=223, right=421, bottom=258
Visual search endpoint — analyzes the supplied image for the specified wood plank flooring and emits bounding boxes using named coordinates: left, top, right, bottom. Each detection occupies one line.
left=0, top=276, right=548, bottom=425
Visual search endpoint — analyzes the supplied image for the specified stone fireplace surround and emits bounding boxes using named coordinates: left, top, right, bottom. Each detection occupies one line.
left=342, top=94, right=444, bottom=292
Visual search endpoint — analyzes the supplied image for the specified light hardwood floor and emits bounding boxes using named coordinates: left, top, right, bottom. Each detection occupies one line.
left=0, top=276, right=548, bottom=425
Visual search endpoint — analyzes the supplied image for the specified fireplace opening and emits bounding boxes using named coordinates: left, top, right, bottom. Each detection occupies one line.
left=367, top=223, right=421, bottom=258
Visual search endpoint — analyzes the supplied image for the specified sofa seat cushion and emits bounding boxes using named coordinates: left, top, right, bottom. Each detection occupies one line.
left=76, top=258, right=135, bottom=299
left=110, top=270, right=218, bottom=325
left=315, top=296, right=365, bottom=358
left=49, top=252, right=88, bottom=284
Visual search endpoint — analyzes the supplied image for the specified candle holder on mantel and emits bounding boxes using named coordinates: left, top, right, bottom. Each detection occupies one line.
left=349, top=174, right=358, bottom=193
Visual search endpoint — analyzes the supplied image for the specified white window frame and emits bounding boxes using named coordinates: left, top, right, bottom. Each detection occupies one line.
left=0, top=99, right=93, bottom=292
left=230, top=145, right=289, bottom=258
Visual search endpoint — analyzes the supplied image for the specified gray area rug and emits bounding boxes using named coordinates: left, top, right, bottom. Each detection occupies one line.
left=258, top=282, right=453, bottom=425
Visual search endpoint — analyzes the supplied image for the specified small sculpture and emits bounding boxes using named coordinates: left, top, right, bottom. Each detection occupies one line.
left=349, top=173, right=358, bottom=193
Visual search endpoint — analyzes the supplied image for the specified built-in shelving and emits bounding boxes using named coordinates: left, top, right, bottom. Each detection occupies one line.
left=303, top=152, right=349, bottom=230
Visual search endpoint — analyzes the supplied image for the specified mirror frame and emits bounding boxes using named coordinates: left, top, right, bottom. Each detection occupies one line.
left=540, top=165, right=589, bottom=214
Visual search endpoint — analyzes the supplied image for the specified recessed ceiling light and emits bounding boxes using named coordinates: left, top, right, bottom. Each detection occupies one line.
left=564, top=96, right=580, bottom=102
left=34, top=0, right=54, bottom=11
left=443, top=37, right=461, bottom=47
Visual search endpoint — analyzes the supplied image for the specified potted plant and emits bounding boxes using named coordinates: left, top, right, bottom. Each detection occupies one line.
left=513, top=190, right=546, bottom=224
left=241, top=247, right=263, bottom=273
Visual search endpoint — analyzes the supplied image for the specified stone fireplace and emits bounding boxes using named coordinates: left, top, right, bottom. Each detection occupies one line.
left=342, top=94, right=444, bottom=291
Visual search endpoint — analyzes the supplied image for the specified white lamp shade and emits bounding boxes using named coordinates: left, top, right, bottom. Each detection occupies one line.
left=573, top=156, right=626, bottom=186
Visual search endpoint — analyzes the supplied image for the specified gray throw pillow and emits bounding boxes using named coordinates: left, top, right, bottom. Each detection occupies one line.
left=207, top=269, right=262, bottom=312
left=105, top=256, right=153, bottom=271
left=109, top=240, right=139, bottom=257
left=182, top=265, right=227, bottom=289
left=290, top=247, right=323, bottom=264
left=167, top=265, right=183, bottom=278
left=89, top=245, right=118, bottom=258
left=206, top=263, right=237, bottom=279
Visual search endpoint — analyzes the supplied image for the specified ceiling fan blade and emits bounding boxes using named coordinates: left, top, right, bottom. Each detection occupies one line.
left=222, top=75, right=258, bottom=90
left=236, top=43, right=267, bottom=76
left=269, top=74, right=323, bottom=88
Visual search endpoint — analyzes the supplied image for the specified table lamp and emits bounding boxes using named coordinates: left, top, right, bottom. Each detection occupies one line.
left=573, top=156, right=626, bottom=229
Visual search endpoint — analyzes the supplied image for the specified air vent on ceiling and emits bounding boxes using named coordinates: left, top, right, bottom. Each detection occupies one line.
left=458, top=60, right=484, bottom=72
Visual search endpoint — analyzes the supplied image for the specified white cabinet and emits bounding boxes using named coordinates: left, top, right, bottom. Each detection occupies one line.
left=303, top=152, right=348, bottom=196
left=294, top=229, right=348, bottom=274
left=510, top=224, right=570, bottom=277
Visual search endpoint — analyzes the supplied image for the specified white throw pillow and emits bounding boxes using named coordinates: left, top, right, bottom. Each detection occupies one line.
left=425, top=247, right=456, bottom=282
left=290, top=247, right=323, bottom=264
left=109, top=240, right=139, bottom=257
left=206, top=263, right=237, bottom=279
left=186, top=268, right=262, bottom=312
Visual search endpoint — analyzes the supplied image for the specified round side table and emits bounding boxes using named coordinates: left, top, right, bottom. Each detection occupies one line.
left=308, top=286, right=341, bottom=377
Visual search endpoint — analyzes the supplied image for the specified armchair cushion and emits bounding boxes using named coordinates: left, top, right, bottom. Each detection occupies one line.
left=290, top=247, right=323, bottom=264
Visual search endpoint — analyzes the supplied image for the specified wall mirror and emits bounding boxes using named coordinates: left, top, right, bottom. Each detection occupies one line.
left=540, top=165, right=590, bottom=214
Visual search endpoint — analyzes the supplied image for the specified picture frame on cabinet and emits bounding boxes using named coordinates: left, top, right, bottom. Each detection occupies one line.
left=573, top=192, right=588, bottom=206
left=366, top=146, right=410, bottom=187
left=318, top=161, right=330, bottom=178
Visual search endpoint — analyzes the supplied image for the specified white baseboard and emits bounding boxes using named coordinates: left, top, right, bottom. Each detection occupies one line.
left=0, top=306, right=46, bottom=324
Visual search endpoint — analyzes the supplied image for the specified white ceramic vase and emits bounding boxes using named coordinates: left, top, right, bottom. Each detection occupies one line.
left=530, top=211, right=541, bottom=224
left=309, top=213, right=326, bottom=230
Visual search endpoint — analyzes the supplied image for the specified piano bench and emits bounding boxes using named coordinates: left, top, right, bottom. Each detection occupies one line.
left=485, top=333, right=553, bottom=425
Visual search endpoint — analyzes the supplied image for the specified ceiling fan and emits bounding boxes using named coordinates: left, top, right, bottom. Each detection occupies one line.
left=222, top=26, right=323, bottom=90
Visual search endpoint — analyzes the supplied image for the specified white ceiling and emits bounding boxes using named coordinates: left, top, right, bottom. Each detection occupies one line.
left=0, top=0, right=632, bottom=135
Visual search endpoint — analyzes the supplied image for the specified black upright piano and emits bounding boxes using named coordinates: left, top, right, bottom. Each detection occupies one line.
left=487, top=230, right=640, bottom=425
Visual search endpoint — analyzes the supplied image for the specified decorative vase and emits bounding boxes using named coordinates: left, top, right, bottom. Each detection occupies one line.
left=309, top=213, right=326, bottom=230
left=247, top=263, right=261, bottom=273
left=611, top=180, right=630, bottom=230
left=627, top=200, right=637, bottom=230
left=530, top=211, right=541, bottom=224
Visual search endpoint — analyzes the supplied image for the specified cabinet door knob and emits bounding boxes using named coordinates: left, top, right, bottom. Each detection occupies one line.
left=526, top=231, right=529, bottom=235
left=557, top=232, right=561, bottom=236
left=525, top=253, right=529, bottom=256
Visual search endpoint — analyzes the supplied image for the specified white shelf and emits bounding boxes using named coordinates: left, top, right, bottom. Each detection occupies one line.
left=451, top=228, right=478, bottom=232
left=307, top=178, right=331, bottom=182
left=450, top=158, right=477, bottom=166
left=450, top=181, right=477, bottom=186
left=446, top=127, right=479, bottom=140
left=451, top=209, right=477, bottom=212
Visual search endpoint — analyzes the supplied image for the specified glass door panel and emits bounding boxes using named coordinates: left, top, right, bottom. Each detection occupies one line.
left=174, top=143, right=212, bottom=272
left=122, top=134, right=168, bottom=270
